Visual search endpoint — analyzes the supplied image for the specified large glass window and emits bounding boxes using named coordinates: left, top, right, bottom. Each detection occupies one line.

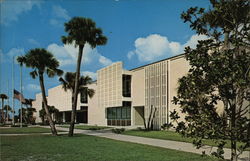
left=117, top=107, right=121, bottom=119
left=122, top=75, right=131, bottom=97
left=80, top=87, right=88, bottom=103
left=106, top=102, right=131, bottom=120
left=107, top=108, right=112, bottom=119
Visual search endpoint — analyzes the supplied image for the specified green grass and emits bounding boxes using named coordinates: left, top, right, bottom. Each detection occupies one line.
left=59, top=125, right=110, bottom=130
left=0, top=134, right=221, bottom=161
left=0, top=127, right=58, bottom=134
left=123, top=130, right=249, bottom=150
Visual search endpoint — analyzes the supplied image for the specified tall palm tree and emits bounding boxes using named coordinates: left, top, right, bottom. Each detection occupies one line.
left=17, top=48, right=63, bottom=136
left=0, top=94, right=8, bottom=123
left=59, top=72, right=95, bottom=108
left=62, top=17, right=107, bottom=136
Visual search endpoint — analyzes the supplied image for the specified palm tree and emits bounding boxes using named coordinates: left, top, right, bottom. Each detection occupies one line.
left=23, top=98, right=34, bottom=108
left=0, top=94, right=8, bottom=123
left=62, top=17, right=107, bottom=136
left=59, top=72, right=95, bottom=111
left=39, top=105, right=59, bottom=124
left=17, top=48, right=63, bottom=136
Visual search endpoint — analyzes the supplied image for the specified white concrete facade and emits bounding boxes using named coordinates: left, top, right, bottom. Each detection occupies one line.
left=33, top=54, right=193, bottom=128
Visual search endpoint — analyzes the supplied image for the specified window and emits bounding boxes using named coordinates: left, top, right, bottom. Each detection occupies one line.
left=126, top=107, right=131, bottom=119
left=106, top=102, right=131, bottom=120
left=80, top=106, right=88, bottom=111
left=117, top=107, right=121, bottom=119
left=80, top=87, right=88, bottom=103
left=122, top=75, right=131, bottom=97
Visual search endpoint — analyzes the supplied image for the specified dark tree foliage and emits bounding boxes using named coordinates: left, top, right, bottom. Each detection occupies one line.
left=59, top=72, right=95, bottom=103
left=39, top=105, right=59, bottom=124
left=170, top=1, right=250, bottom=161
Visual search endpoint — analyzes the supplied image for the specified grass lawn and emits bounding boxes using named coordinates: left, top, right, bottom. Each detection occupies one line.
left=123, top=130, right=249, bottom=150
left=0, top=134, right=221, bottom=161
left=59, top=124, right=110, bottom=130
left=0, top=127, right=58, bottom=134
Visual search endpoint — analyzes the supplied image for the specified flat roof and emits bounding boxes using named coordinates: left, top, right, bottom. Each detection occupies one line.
left=129, top=53, right=185, bottom=71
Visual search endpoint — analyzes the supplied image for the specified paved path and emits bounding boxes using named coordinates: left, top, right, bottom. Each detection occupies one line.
left=2, top=126, right=249, bottom=161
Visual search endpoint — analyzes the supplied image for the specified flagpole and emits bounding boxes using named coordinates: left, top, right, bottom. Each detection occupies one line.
left=7, top=80, right=9, bottom=123
left=20, top=62, right=23, bottom=128
left=12, top=56, right=15, bottom=125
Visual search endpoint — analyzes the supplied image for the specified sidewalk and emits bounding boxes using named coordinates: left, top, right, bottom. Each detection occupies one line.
left=52, top=126, right=249, bottom=161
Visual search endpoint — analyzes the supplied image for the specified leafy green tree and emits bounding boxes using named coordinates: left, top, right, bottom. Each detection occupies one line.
left=62, top=17, right=107, bottom=136
left=0, top=94, right=8, bottom=123
left=39, top=105, right=59, bottom=124
left=171, top=0, right=250, bottom=161
left=18, top=107, right=36, bottom=124
left=17, top=48, right=63, bottom=136
left=23, top=98, right=34, bottom=108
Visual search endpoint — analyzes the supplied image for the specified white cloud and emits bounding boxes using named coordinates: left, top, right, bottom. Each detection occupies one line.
left=6, top=48, right=24, bottom=57
left=27, top=38, right=40, bottom=46
left=52, top=5, right=70, bottom=20
left=82, top=71, right=97, bottom=80
left=47, top=43, right=113, bottom=67
left=128, top=34, right=207, bottom=62
left=183, top=34, right=208, bottom=49
left=1, top=0, right=41, bottom=25
left=0, top=48, right=24, bottom=63
left=26, top=84, right=40, bottom=92
left=99, top=56, right=113, bottom=66
left=50, top=5, right=70, bottom=27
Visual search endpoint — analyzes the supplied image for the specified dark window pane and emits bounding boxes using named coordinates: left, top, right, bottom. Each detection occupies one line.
left=126, top=107, right=131, bottom=119
left=122, top=75, right=131, bottom=97
left=121, top=107, right=127, bottom=119
left=117, top=107, right=121, bottom=119
left=107, top=108, right=112, bottom=119
left=80, top=106, right=88, bottom=111
left=80, top=87, right=88, bottom=103
left=112, top=108, right=116, bottom=119
left=122, top=101, right=131, bottom=107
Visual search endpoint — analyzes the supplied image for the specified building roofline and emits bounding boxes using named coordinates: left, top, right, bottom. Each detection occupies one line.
left=129, top=53, right=185, bottom=71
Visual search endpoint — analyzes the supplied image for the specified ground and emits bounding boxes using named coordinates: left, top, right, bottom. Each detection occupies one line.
left=0, top=134, right=220, bottom=161
left=0, top=127, right=53, bottom=134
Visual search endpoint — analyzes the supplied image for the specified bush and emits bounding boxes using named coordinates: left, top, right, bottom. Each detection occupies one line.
left=112, top=128, right=125, bottom=134
left=11, top=124, right=28, bottom=127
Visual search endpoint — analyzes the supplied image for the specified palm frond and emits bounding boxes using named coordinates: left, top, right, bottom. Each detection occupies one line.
left=30, top=70, right=38, bottom=79
left=87, top=89, right=95, bottom=98
left=59, top=77, right=69, bottom=92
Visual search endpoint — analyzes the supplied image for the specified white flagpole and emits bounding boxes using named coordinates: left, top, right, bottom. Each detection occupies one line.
left=7, top=80, right=9, bottom=123
left=20, top=61, right=23, bottom=128
left=12, top=56, right=15, bottom=125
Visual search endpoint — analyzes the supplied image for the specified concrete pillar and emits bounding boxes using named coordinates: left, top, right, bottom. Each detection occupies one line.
left=63, top=112, right=65, bottom=122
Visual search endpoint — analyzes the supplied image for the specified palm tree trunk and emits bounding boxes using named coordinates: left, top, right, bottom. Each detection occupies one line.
left=231, top=99, right=237, bottom=161
left=69, top=45, right=84, bottom=137
left=38, top=73, right=57, bottom=136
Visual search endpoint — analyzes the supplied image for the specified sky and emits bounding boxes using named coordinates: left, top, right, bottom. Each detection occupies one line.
left=0, top=0, right=210, bottom=103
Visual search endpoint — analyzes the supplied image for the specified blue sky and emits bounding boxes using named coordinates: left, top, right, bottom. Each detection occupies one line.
left=0, top=0, right=210, bottom=102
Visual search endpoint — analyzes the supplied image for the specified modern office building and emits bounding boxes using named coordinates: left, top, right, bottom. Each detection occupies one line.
left=33, top=54, right=191, bottom=129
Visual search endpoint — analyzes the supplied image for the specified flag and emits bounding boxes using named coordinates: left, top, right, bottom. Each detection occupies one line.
left=13, top=89, right=26, bottom=103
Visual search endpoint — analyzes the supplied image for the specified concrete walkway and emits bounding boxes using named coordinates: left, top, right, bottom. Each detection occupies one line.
left=2, top=126, right=249, bottom=161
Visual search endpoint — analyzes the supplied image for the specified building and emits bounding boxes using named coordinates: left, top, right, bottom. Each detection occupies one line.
left=33, top=54, right=190, bottom=129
